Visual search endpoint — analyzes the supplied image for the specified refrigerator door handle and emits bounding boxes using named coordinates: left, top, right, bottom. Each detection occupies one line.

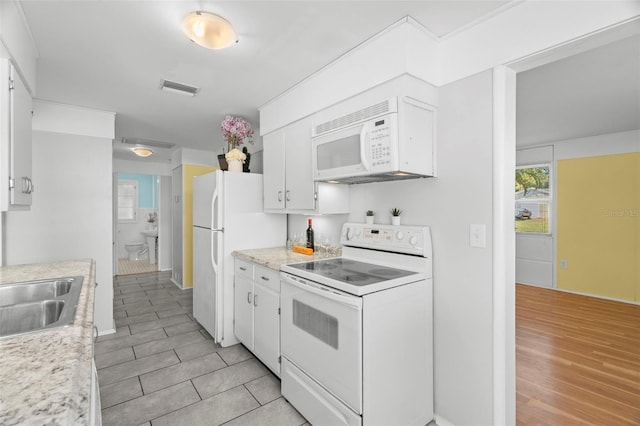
left=211, top=231, right=219, bottom=275
left=211, top=187, right=219, bottom=230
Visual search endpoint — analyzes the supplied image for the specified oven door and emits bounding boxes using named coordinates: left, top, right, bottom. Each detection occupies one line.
left=281, top=272, right=363, bottom=414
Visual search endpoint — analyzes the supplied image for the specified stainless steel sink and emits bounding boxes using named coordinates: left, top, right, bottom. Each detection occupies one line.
left=0, top=276, right=83, bottom=338
left=0, top=279, right=74, bottom=306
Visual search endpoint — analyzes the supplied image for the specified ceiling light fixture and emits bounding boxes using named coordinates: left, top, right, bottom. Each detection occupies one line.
left=182, top=11, right=238, bottom=50
left=132, top=147, right=153, bottom=158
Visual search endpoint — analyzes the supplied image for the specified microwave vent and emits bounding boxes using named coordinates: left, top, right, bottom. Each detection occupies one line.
left=314, top=99, right=390, bottom=135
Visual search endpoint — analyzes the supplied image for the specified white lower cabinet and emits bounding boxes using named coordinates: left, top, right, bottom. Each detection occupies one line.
left=234, top=258, right=281, bottom=376
left=90, top=358, right=102, bottom=425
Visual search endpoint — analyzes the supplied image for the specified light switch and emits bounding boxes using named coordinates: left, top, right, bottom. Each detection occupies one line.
left=470, top=224, right=486, bottom=248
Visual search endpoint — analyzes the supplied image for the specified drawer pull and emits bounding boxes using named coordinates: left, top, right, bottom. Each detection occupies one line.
left=239, top=267, right=247, bottom=271
left=261, top=276, right=269, bottom=281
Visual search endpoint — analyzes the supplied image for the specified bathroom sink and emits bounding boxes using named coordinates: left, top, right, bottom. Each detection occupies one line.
left=142, top=229, right=158, bottom=237
left=0, top=276, right=83, bottom=338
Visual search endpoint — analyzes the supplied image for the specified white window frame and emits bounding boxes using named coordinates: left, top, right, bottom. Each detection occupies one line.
left=117, top=180, right=138, bottom=223
left=515, top=163, right=552, bottom=235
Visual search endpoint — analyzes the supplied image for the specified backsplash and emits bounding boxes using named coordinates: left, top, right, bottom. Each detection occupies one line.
left=287, top=214, right=348, bottom=248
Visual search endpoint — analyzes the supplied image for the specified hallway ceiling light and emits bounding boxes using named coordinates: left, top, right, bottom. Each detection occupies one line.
left=132, top=147, right=153, bottom=157
left=182, top=11, right=238, bottom=50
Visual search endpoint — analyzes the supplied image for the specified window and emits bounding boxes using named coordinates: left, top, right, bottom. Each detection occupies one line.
left=118, top=180, right=138, bottom=222
left=515, top=165, right=550, bottom=233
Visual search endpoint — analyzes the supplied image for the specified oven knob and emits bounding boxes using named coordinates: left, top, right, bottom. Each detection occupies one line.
left=409, top=235, right=418, bottom=246
left=347, top=228, right=354, bottom=240
left=395, top=231, right=404, bottom=240
left=354, top=228, right=362, bottom=237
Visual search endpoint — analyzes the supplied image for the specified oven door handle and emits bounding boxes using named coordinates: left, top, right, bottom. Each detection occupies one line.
left=282, top=275, right=362, bottom=309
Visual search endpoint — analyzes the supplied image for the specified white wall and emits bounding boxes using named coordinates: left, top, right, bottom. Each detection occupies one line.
left=114, top=158, right=172, bottom=176
left=3, top=100, right=116, bottom=334
left=5, top=131, right=114, bottom=334
left=348, top=70, right=495, bottom=425
left=287, top=214, right=348, bottom=248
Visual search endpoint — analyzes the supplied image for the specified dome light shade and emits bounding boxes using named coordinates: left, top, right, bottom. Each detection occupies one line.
left=132, top=147, right=153, bottom=157
left=182, top=11, right=238, bottom=50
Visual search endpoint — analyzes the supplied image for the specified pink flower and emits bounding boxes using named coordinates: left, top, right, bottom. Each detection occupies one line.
left=221, top=115, right=254, bottom=151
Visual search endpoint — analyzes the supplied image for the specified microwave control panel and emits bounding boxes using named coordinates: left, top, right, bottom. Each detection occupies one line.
left=368, top=116, right=396, bottom=170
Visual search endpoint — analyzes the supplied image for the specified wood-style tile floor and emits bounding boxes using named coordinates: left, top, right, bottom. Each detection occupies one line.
left=98, top=271, right=308, bottom=426
left=516, top=283, right=640, bottom=426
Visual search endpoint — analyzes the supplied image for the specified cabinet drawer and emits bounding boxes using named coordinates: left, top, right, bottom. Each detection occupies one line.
left=235, top=259, right=254, bottom=280
left=254, top=265, right=280, bottom=293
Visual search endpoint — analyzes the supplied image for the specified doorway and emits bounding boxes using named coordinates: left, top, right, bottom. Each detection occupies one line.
left=506, top=28, right=640, bottom=424
left=114, top=173, right=169, bottom=276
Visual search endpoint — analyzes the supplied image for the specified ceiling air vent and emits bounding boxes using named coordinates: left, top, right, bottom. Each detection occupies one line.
left=159, top=79, right=199, bottom=97
left=121, top=138, right=175, bottom=150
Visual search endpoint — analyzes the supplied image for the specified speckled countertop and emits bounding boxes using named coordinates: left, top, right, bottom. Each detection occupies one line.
left=0, top=259, right=96, bottom=426
left=232, top=246, right=341, bottom=270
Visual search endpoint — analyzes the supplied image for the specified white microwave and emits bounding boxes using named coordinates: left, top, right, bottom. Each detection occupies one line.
left=312, top=97, right=436, bottom=184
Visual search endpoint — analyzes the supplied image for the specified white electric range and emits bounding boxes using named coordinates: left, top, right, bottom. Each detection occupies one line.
left=280, top=222, right=434, bottom=426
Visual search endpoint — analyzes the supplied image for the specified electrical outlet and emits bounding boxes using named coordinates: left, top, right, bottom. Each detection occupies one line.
left=470, top=224, right=486, bottom=248
left=560, top=260, right=568, bottom=269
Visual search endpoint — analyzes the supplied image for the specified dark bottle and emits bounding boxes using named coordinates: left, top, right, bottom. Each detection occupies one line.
left=306, top=218, right=315, bottom=252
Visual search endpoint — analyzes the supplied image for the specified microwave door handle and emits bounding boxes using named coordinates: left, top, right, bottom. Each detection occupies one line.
left=360, top=123, right=369, bottom=170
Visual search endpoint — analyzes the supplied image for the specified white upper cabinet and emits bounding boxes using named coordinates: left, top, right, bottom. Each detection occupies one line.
left=263, top=117, right=348, bottom=214
left=1, top=59, right=33, bottom=210
left=0, top=1, right=37, bottom=211
left=262, top=128, right=286, bottom=211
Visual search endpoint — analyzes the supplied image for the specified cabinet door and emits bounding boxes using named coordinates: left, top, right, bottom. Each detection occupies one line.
left=262, top=129, right=286, bottom=211
left=9, top=64, right=32, bottom=206
left=90, top=359, right=102, bottom=426
left=253, top=281, right=281, bottom=375
left=284, top=118, right=315, bottom=211
left=233, top=275, right=254, bottom=350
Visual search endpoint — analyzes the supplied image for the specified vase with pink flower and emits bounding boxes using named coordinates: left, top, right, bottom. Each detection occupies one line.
left=220, top=115, right=254, bottom=172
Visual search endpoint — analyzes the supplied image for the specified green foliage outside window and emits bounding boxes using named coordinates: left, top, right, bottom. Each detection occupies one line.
left=515, top=166, right=551, bottom=234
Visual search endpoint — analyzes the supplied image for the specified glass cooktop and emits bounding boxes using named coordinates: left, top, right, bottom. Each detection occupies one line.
left=286, top=258, right=416, bottom=287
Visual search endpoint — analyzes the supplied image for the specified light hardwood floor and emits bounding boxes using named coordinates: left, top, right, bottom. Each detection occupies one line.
left=516, top=283, right=640, bottom=425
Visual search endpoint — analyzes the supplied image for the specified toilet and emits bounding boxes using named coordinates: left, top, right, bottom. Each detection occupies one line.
left=124, top=243, right=148, bottom=261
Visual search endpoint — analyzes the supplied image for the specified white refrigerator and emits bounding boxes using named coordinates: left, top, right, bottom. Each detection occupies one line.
left=192, top=171, right=286, bottom=347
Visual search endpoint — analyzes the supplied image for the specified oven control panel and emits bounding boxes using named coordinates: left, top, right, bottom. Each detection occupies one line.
left=341, top=223, right=431, bottom=256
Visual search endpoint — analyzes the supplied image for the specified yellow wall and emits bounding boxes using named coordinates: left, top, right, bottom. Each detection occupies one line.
left=182, top=164, right=217, bottom=288
left=556, top=152, right=639, bottom=302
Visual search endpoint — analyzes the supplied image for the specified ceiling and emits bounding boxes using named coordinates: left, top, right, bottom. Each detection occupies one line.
left=516, top=34, right=640, bottom=147
left=18, top=1, right=640, bottom=163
